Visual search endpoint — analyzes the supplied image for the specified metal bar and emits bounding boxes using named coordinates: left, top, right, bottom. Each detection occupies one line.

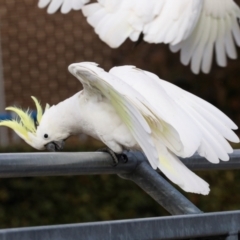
left=0, top=211, right=239, bottom=240
left=0, top=152, right=138, bottom=177
left=181, top=149, right=240, bottom=171
left=119, top=151, right=202, bottom=215
left=0, top=150, right=239, bottom=178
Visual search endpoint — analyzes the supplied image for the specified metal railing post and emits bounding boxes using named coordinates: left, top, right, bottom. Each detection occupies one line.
left=120, top=151, right=202, bottom=215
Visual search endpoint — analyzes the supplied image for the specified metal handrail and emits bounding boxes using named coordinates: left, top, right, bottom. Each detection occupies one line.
left=0, top=150, right=239, bottom=239
left=0, top=150, right=239, bottom=179
left=0, top=210, right=238, bottom=240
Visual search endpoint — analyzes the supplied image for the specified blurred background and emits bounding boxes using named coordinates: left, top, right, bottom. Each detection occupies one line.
left=0, top=0, right=239, bottom=228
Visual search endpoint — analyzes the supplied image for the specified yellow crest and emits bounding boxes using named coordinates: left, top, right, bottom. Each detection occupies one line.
left=0, top=97, right=50, bottom=141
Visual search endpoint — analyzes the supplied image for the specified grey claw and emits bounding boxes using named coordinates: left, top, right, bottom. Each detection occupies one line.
left=97, top=148, right=119, bottom=166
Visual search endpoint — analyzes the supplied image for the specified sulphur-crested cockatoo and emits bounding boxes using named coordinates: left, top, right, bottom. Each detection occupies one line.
left=38, top=0, right=240, bottom=74
left=1, top=62, right=239, bottom=194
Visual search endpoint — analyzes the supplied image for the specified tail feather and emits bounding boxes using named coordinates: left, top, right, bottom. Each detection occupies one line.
left=156, top=144, right=210, bottom=195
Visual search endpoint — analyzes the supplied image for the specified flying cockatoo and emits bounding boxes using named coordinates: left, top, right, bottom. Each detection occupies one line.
left=37, top=0, right=240, bottom=74
left=0, top=62, right=239, bottom=195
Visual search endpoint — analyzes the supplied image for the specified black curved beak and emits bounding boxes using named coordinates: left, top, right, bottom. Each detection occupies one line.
left=45, top=140, right=65, bottom=152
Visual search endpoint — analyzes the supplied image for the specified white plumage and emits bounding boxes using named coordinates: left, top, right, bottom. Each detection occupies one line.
left=1, top=62, right=239, bottom=195
left=38, top=0, right=240, bottom=74
left=38, top=0, right=89, bottom=14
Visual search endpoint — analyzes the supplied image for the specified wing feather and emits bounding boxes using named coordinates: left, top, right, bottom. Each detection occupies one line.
left=61, top=0, right=73, bottom=14
left=225, top=14, right=237, bottom=59
left=173, top=98, right=231, bottom=162
left=47, top=0, right=64, bottom=14
left=82, top=1, right=134, bottom=48
left=110, top=66, right=238, bottom=163
left=38, top=0, right=89, bottom=14
left=201, top=18, right=218, bottom=73
left=155, top=142, right=209, bottom=195
left=72, top=0, right=88, bottom=10
left=144, top=0, right=202, bottom=45
left=170, top=0, right=240, bottom=74
left=157, top=78, right=238, bottom=131
left=109, top=64, right=211, bottom=194
left=110, top=66, right=202, bottom=158
left=156, top=78, right=239, bottom=162
left=38, top=0, right=51, bottom=8
left=109, top=65, right=238, bottom=193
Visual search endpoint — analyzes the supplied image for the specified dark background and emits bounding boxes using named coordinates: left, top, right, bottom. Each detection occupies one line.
left=0, top=0, right=240, bottom=228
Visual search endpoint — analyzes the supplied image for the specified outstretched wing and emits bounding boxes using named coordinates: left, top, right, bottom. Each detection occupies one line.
left=143, top=70, right=239, bottom=163
left=68, top=62, right=159, bottom=169
left=69, top=62, right=210, bottom=194
left=38, top=0, right=89, bottom=14
left=110, top=65, right=238, bottom=194
left=143, top=0, right=202, bottom=45
left=170, top=0, right=240, bottom=74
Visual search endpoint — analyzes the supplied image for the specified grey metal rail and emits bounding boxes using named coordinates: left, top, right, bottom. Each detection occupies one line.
left=0, top=151, right=135, bottom=177
left=0, top=150, right=239, bottom=179
left=0, top=210, right=239, bottom=240
left=181, top=149, right=240, bottom=171
left=0, top=150, right=239, bottom=239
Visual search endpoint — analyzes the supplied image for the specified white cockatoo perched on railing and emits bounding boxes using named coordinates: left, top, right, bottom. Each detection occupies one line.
left=0, top=62, right=239, bottom=195
left=38, top=0, right=240, bottom=74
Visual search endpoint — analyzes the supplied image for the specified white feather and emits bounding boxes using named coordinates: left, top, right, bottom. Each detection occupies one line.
left=82, top=1, right=135, bottom=48
left=109, top=64, right=238, bottom=193
left=111, top=66, right=239, bottom=164
left=144, top=0, right=202, bottom=45
left=110, top=66, right=202, bottom=158
left=170, top=0, right=240, bottom=73
left=38, top=0, right=51, bottom=8
left=155, top=143, right=209, bottom=195
left=155, top=78, right=239, bottom=162
left=38, top=0, right=89, bottom=14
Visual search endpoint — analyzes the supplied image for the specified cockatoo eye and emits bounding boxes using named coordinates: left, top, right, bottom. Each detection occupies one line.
left=44, top=134, right=49, bottom=139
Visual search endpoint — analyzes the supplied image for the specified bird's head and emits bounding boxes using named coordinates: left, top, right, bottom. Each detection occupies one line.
left=0, top=97, right=70, bottom=151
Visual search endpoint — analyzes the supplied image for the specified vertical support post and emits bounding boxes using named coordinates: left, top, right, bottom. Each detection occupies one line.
left=119, top=151, right=202, bottom=215
left=0, top=23, right=9, bottom=146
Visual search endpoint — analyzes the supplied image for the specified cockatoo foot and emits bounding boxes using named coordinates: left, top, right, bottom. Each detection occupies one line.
left=97, top=148, right=119, bottom=166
